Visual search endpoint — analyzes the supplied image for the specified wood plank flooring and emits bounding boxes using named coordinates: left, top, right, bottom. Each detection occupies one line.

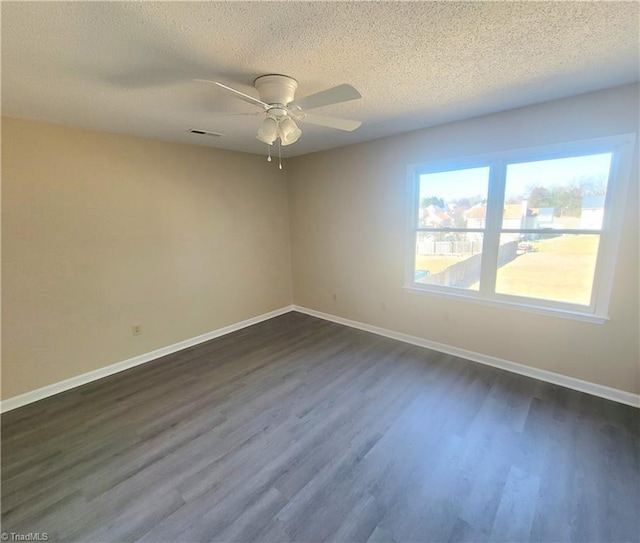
left=2, top=312, right=639, bottom=542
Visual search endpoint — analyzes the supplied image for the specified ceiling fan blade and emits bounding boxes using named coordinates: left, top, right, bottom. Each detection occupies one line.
left=195, top=79, right=269, bottom=110
left=293, top=112, right=362, bottom=132
left=211, top=111, right=264, bottom=118
left=288, top=84, right=361, bottom=111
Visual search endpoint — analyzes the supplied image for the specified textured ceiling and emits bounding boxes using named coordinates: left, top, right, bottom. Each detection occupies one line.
left=2, top=1, right=638, bottom=158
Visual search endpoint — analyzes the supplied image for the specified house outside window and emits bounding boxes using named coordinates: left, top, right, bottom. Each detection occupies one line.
left=405, top=134, right=636, bottom=322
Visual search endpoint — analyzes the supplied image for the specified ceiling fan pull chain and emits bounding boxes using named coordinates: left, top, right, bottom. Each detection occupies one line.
left=267, top=144, right=272, bottom=162
left=278, top=139, right=282, bottom=170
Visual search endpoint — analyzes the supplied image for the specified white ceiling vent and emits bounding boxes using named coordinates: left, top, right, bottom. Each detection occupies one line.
left=188, top=128, right=224, bottom=137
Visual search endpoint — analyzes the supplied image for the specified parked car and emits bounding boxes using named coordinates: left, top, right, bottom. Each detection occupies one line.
left=517, top=242, right=537, bottom=253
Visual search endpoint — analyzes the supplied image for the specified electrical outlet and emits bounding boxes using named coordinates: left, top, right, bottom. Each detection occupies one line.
left=332, top=293, right=337, bottom=304
left=132, top=324, right=142, bottom=336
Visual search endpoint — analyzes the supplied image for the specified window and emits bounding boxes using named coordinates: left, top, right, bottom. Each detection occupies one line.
left=405, top=134, right=636, bottom=322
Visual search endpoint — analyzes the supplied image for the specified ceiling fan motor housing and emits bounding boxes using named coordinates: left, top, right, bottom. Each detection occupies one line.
left=254, top=74, right=298, bottom=107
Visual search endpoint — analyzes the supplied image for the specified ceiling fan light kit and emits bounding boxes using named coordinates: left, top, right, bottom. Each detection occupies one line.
left=197, top=74, right=363, bottom=166
left=256, top=107, right=302, bottom=147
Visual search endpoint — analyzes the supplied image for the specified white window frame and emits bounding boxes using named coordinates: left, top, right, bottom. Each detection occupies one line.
left=404, top=133, right=636, bottom=323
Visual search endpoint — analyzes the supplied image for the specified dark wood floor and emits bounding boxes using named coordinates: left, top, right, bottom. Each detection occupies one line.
left=2, top=312, right=639, bottom=542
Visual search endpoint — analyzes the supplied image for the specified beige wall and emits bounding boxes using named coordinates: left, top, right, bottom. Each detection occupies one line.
left=2, top=118, right=293, bottom=399
left=3, top=84, right=638, bottom=402
left=288, top=84, right=640, bottom=395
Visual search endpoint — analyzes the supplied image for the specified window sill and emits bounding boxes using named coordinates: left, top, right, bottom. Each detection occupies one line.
left=402, top=285, right=608, bottom=324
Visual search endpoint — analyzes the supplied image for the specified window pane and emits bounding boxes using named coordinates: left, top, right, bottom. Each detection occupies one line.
left=504, top=153, right=611, bottom=230
left=415, top=232, right=483, bottom=290
left=418, top=167, right=490, bottom=228
left=495, top=233, right=600, bottom=305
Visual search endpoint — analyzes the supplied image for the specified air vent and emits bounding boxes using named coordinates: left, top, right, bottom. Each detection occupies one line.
left=188, top=128, right=224, bottom=137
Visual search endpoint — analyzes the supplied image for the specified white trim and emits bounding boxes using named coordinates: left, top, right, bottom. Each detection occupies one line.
left=0, top=305, right=295, bottom=413
left=293, top=305, right=640, bottom=408
left=402, top=286, right=608, bottom=324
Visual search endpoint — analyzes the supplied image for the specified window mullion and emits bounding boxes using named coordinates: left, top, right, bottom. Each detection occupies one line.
left=406, top=168, right=420, bottom=287
left=479, top=160, right=505, bottom=296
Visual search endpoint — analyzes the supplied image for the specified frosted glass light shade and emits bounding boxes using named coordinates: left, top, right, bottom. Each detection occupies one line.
left=256, top=117, right=278, bottom=144
left=279, top=117, right=302, bottom=146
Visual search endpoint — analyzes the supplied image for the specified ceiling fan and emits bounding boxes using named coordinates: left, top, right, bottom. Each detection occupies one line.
left=196, top=74, right=363, bottom=149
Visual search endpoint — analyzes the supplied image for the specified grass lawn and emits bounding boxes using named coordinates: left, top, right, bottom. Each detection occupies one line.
left=415, top=255, right=468, bottom=275
left=494, top=235, right=599, bottom=305
left=417, top=235, right=599, bottom=305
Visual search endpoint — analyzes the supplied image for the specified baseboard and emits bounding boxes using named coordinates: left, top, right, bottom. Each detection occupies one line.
left=293, top=305, right=640, bottom=408
left=1, top=305, right=295, bottom=413
left=4, top=303, right=637, bottom=412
